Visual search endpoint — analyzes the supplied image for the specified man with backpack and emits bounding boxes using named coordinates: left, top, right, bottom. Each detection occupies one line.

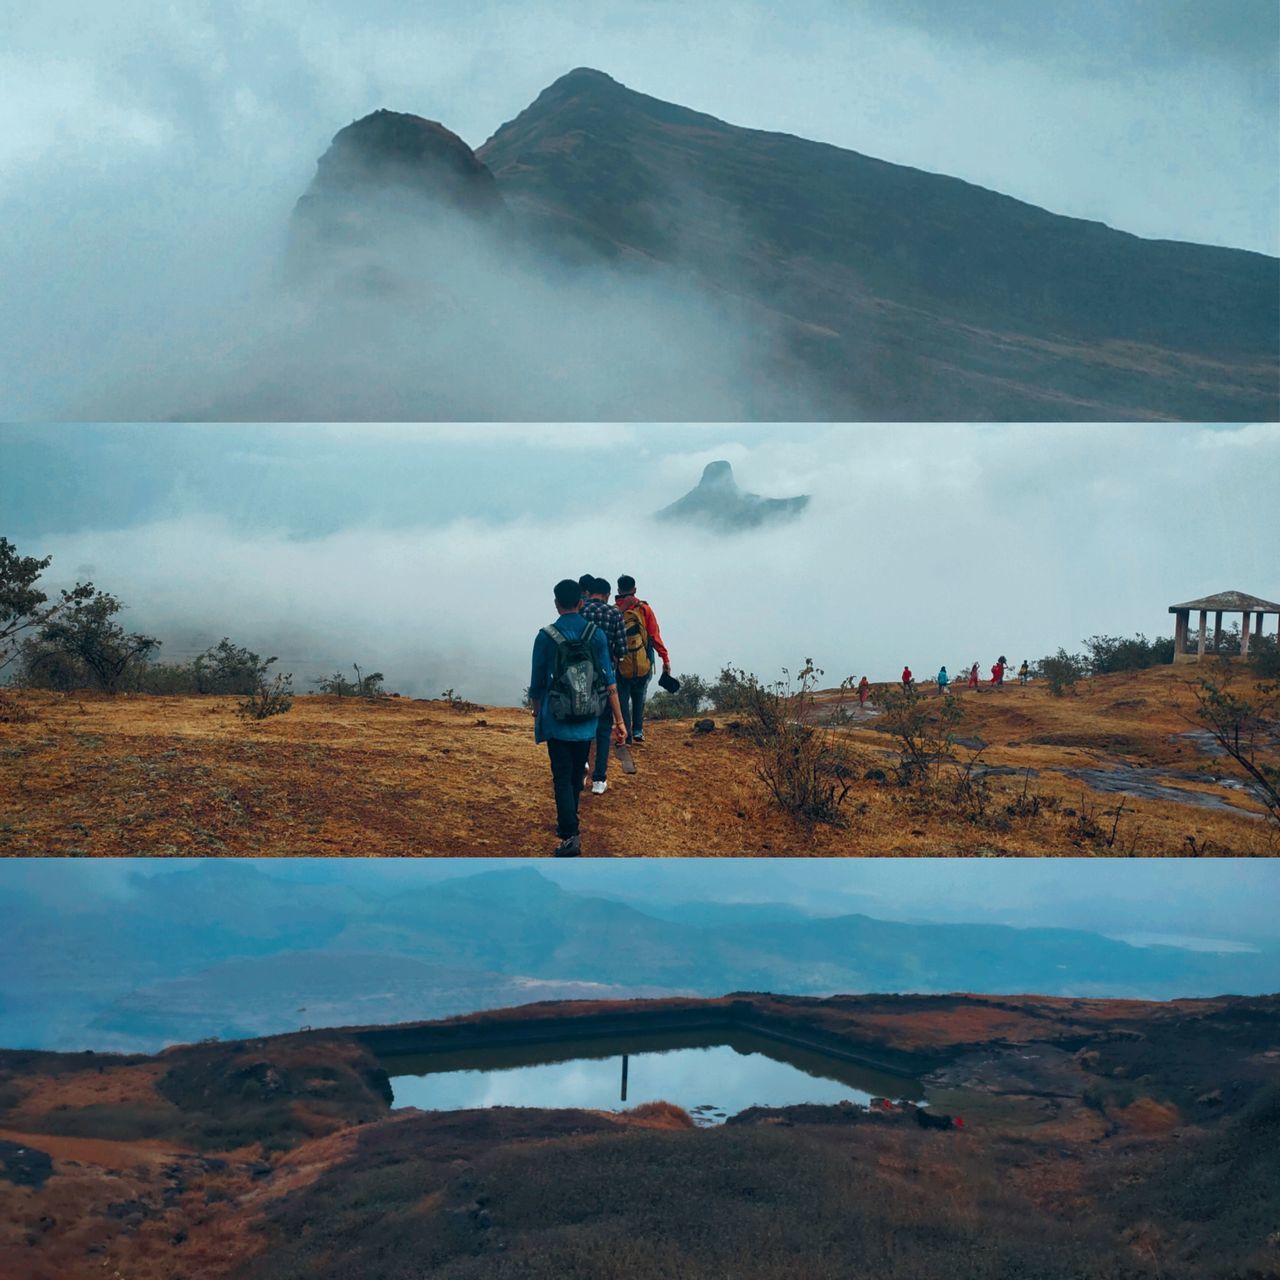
left=613, top=575, right=670, bottom=745
left=579, top=576, right=626, bottom=795
left=530, top=578, right=626, bottom=856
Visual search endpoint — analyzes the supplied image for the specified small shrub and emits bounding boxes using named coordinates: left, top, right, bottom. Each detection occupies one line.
left=194, top=638, right=281, bottom=694
left=1083, top=633, right=1174, bottom=674
left=1190, top=668, right=1280, bottom=826
left=1250, top=634, right=1280, bottom=680
left=745, top=659, right=859, bottom=827
left=313, top=664, right=386, bottom=698
left=439, top=688, right=482, bottom=713
left=646, top=673, right=712, bottom=720
left=708, top=666, right=773, bottom=715
left=1037, top=649, right=1088, bottom=697
left=876, top=686, right=964, bottom=785
left=238, top=672, right=294, bottom=721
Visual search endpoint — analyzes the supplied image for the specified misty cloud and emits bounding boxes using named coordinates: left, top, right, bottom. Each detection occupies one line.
left=2, top=0, right=1276, bottom=419
left=8, top=422, right=1277, bottom=701
left=7, top=854, right=1280, bottom=946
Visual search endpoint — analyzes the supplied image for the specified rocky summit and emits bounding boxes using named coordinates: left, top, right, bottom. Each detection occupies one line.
left=656, top=460, right=809, bottom=531
left=290, top=108, right=504, bottom=270
left=285, top=68, right=1279, bottom=421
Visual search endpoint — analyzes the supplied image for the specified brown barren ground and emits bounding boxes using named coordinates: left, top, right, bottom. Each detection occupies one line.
left=1, top=665, right=1273, bottom=855
left=2, top=993, right=1277, bottom=1280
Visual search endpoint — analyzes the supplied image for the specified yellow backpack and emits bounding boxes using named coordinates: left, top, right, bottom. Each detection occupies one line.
left=617, top=603, right=653, bottom=680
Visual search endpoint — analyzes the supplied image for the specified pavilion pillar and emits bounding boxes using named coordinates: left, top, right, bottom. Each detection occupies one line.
left=1197, top=610, right=1207, bottom=658
left=1241, top=611, right=1251, bottom=658
left=1256, top=611, right=1265, bottom=640
left=1174, top=609, right=1188, bottom=657
left=1214, top=610, right=1223, bottom=651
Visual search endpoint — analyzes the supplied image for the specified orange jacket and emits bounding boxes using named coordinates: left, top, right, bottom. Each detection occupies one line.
left=614, top=593, right=670, bottom=667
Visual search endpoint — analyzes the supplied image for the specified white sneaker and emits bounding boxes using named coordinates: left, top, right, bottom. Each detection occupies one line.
left=591, top=780, right=608, bottom=796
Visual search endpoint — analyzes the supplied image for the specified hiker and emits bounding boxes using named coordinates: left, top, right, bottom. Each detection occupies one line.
left=529, top=578, right=626, bottom=856
left=936, top=665, right=949, bottom=695
left=992, top=656, right=1007, bottom=687
left=967, top=662, right=979, bottom=689
left=613, top=575, right=670, bottom=745
left=901, top=665, right=913, bottom=694
left=1018, top=659, right=1030, bottom=685
left=857, top=675, right=870, bottom=707
left=579, top=576, right=626, bottom=796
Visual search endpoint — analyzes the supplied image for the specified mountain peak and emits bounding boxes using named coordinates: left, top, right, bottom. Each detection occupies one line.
left=699, top=460, right=737, bottom=490
left=656, top=461, right=809, bottom=533
left=552, top=67, right=620, bottom=90
left=314, top=110, right=498, bottom=200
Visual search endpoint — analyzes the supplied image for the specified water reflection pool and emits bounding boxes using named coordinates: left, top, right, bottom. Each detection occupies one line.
left=387, top=1031, right=923, bottom=1125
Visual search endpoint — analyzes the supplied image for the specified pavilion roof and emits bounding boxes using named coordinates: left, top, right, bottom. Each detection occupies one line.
left=1168, top=590, right=1280, bottom=614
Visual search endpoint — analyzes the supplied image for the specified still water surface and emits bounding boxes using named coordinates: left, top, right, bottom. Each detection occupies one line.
left=387, top=1030, right=923, bottom=1124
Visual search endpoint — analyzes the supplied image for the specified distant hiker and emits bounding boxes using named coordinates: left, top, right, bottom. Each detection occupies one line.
left=579, top=576, right=626, bottom=796
left=857, top=675, right=870, bottom=707
left=529, top=579, right=626, bottom=856
left=901, top=665, right=914, bottom=694
left=992, top=656, right=1006, bottom=687
left=1018, top=659, right=1030, bottom=685
left=613, top=575, right=670, bottom=745
left=967, top=662, right=979, bottom=689
left=936, top=665, right=949, bottom=695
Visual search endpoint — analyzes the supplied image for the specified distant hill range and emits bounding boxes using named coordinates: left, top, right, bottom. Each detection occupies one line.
left=656, top=460, right=808, bottom=531
left=5, top=862, right=1278, bottom=1052
left=292, top=68, right=1279, bottom=422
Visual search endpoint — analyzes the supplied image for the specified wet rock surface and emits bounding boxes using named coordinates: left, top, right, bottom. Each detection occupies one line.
left=1062, top=765, right=1266, bottom=817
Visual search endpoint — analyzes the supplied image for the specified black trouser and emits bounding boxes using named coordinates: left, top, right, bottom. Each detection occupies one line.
left=547, top=737, right=592, bottom=838
left=618, top=673, right=650, bottom=740
left=591, top=711, right=612, bottom=781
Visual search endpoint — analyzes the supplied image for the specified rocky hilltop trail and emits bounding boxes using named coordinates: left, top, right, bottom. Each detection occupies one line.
left=286, top=67, right=1279, bottom=421
left=1, top=993, right=1277, bottom=1280
left=1, top=666, right=1273, bottom=855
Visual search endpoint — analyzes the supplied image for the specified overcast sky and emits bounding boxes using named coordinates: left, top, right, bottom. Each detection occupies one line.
left=9, top=856, right=1280, bottom=945
left=4, top=0, right=1276, bottom=247
left=4, top=421, right=1277, bottom=697
left=1, top=1, right=1277, bottom=418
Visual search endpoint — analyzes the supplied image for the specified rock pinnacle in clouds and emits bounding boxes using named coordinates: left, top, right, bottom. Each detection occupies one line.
left=657, top=460, right=809, bottom=532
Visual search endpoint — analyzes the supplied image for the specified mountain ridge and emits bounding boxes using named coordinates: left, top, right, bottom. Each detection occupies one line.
left=285, top=66, right=1278, bottom=419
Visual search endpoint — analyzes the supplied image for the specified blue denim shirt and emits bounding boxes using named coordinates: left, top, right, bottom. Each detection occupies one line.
left=530, top=612, right=616, bottom=743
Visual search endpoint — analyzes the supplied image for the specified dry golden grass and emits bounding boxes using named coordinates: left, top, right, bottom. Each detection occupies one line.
left=0, top=665, right=1273, bottom=855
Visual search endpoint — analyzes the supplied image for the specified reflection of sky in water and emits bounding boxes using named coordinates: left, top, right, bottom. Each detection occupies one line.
left=391, top=1044, right=891, bottom=1122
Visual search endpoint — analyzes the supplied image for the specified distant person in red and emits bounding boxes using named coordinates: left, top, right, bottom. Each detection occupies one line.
left=857, top=675, right=870, bottom=707
left=991, top=656, right=1006, bottom=687
left=901, top=665, right=913, bottom=694
left=967, top=663, right=979, bottom=689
